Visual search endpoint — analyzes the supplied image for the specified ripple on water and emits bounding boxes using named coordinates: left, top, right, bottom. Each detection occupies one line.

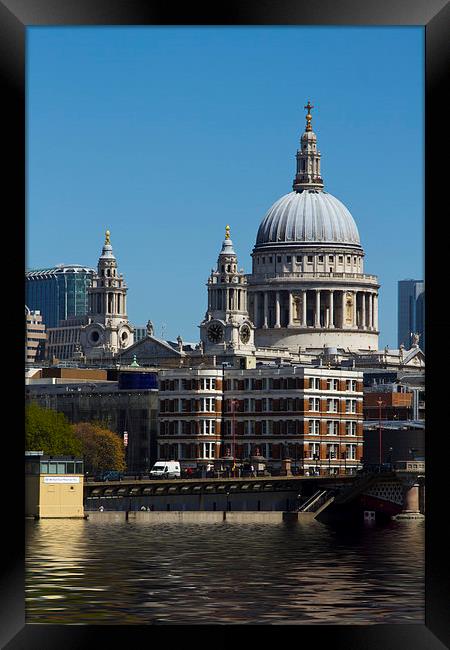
left=26, top=519, right=424, bottom=625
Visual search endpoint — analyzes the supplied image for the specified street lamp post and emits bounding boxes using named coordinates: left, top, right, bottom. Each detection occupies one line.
left=231, top=398, right=239, bottom=477
left=377, top=398, right=384, bottom=465
left=221, top=362, right=226, bottom=464
left=313, top=453, right=319, bottom=476
left=388, top=446, right=393, bottom=467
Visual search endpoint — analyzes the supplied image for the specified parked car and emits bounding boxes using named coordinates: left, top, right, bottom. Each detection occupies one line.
left=95, top=470, right=123, bottom=482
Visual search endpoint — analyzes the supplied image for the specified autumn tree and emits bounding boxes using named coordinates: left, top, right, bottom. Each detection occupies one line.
left=72, top=422, right=126, bottom=474
left=25, top=402, right=82, bottom=456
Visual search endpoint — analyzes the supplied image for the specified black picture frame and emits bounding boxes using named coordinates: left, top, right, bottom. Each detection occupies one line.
left=2, top=0, right=448, bottom=647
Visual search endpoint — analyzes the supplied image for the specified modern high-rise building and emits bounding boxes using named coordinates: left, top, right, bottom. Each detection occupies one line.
left=25, top=265, right=95, bottom=329
left=25, top=306, right=47, bottom=364
left=134, top=326, right=148, bottom=343
left=398, top=280, right=425, bottom=350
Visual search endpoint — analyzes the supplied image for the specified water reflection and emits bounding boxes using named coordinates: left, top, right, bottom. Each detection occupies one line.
left=26, top=519, right=424, bottom=624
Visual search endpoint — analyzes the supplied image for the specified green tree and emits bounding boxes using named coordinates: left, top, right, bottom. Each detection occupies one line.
left=25, top=402, right=82, bottom=456
left=72, top=422, right=126, bottom=474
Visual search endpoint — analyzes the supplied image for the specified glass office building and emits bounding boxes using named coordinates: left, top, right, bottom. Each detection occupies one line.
left=25, top=265, right=95, bottom=329
left=398, top=279, right=425, bottom=350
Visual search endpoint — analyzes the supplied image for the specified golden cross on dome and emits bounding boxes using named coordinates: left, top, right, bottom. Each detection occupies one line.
left=225, top=225, right=231, bottom=240
left=105, top=230, right=111, bottom=245
left=304, top=101, right=314, bottom=131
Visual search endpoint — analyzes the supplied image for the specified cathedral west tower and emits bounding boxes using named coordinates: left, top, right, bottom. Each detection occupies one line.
left=200, top=226, right=255, bottom=358
left=80, top=230, right=134, bottom=358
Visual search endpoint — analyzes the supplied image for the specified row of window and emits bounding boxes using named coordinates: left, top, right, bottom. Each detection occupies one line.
left=160, top=377, right=360, bottom=393
left=25, top=461, right=84, bottom=475
left=159, top=419, right=359, bottom=436
left=309, top=420, right=357, bottom=435
left=160, top=396, right=359, bottom=414
left=309, top=398, right=358, bottom=413
left=307, top=443, right=357, bottom=460
left=157, top=442, right=358, bottom=461
left=160, top=378, right=219, bottom=392
left=226, top=377, right=359, bottom=391
left=255, top=254, right=360, bottom=267
left=160, top=420, right=217, bottom=435
left=225, top=397, right=359, bottom=413
left=310, top=378, right=357, bottom=391
left=159, top=442, right=217, bottom=460
left=160, top=397, right=218, bottom=413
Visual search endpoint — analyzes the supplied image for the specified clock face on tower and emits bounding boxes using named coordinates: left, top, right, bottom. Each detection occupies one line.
left=207, top=322, right=223, bottom=343
left=240, top=323, right=251, bottom=344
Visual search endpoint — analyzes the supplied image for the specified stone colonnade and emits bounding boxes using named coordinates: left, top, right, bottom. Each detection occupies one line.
left=250, top=288, right=378, bottom=330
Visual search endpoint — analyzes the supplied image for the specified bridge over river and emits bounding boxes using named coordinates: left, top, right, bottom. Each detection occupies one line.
left=85, top=464, right=424, bottom=522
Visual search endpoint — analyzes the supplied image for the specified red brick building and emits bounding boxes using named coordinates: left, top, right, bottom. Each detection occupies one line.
left=158, top=365, right=364, bottom=475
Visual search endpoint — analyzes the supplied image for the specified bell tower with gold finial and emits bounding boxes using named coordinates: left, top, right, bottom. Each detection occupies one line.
left=293, top=101, right=324, bottom=192
left=199, top=225, right=255, bottom=359
left=80, top=230, right=134, bottom=359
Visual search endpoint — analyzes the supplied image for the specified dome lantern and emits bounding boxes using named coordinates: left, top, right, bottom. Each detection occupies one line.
left=292, top=101, right=324, bottom=192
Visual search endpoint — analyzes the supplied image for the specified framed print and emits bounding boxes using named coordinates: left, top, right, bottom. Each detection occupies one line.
left=2, top=0, right=448, bottom=647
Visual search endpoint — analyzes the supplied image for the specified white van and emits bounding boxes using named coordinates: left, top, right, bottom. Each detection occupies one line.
left=149, top=461, right=181, bottom=479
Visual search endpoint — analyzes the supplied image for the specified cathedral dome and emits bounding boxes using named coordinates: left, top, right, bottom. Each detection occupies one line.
left=255, top=189, right=361, bottom=249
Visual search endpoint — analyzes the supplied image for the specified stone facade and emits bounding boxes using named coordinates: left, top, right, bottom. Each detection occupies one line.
left=199, top=226, right=256, bottom=361
left=247, top=104, right=379, bottom=353
left=80, top=231, right=134, bottom=359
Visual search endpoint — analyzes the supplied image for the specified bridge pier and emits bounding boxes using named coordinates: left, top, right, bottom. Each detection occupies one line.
left=392, top=482, right=425, bottom=521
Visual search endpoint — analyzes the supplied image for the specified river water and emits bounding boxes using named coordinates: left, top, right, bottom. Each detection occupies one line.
left=25, top=518, right=424, bottom=625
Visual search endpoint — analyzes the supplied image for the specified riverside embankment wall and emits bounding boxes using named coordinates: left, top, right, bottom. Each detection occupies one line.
left=85, top=489, right=298, bottom=513
left=87, top=511, right=314, bottom=523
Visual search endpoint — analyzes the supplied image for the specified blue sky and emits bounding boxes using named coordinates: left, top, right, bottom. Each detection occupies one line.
left=27, top=26, right=424, bottom=347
